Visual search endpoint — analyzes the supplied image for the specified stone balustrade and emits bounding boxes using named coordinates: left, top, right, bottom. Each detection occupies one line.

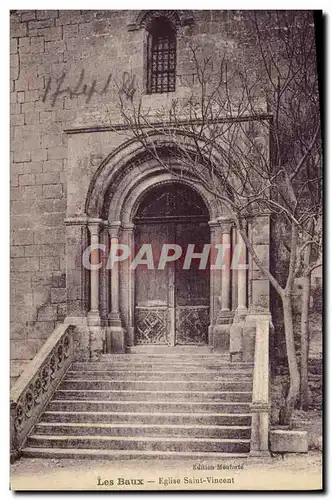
left=250, top=314, right=270, bottom=455
left=10, top=324, right=77, bottom=462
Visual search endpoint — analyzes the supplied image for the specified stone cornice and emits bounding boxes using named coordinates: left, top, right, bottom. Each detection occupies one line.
left=64, top=113, right=273, bottom=135
left=64, top=216, right=89, bottom=226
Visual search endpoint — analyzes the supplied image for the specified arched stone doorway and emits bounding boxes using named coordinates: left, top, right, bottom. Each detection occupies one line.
left=64, top=135, right=272, bottom=361
left=133, top=182, right=210, bottom=347
left=101, top=164, right=224, bottom=355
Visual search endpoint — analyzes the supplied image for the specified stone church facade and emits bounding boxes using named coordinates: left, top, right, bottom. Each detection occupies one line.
left=11, top=9, right=320, bottom=461
left=10, top=8, right=271, bottom=376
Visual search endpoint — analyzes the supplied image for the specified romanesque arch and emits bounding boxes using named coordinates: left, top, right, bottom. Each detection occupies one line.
left=127, top=10, right=194, bottom=31
left=85, top=131, right=237, bottom=220
left=65, top=134, right=271, bottom=360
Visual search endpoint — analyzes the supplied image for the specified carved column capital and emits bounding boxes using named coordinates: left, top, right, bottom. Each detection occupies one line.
left=121, top=223, right=135, bottom=233
left=87, top=218, right=103, bottom=237
left=108, top=221, right=122, bottom=239
left=208, top=219, right=220, bottom=229
left=217, top=216, right=234, bottom=234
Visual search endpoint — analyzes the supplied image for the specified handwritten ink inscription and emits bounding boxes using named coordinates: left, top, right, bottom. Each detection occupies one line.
left=119, top=71, right=137, bottom=101
left=42, top=70, right=138, bottom=107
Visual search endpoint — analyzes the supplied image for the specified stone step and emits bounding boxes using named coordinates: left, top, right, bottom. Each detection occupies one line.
left=59, top=379, right=252, bottom=392
left=72, top=361, right=253, bottom=371
left=24, top=353, right=254, bottom=459
left=100, top=352, right=229, bottom=360
left=41, top=411, right=252, bottom=426
left=34, top=422, right=251, bottom=439
left=54, top=389, right=252, bottom=402
left=66, top=369, right=252, bottom=381
left=47, top=400, right=250, bottom=413
left=21, top=447, right=249, bottom=460
left=26, top=434, right=251, bottom=453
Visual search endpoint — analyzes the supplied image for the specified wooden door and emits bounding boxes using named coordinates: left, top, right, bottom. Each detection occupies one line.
left=134, top=183, right=210, bottom=346
left=134, top=222, right=173, bottom=344
left=175, top=221, right=209, bottom=345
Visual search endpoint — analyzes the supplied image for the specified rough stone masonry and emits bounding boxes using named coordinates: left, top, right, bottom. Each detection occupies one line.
left=10, top=9, right=250, bottom=383
left=10, top=10, right=322, bottom=394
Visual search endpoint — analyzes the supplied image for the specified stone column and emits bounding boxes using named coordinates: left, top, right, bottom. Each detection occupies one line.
left=229, top=225, right=247, bottom=361
left=237, top=228, right=247, bottom=312
left=87, top=219, right=103, bottom=360
left=87, top=221, right=101, bottom=322
left=208, top=220, right=220, bottom=348
left=99, top=222, right=110, bottom=324
left=219, top=217, right=232, bottom=312
left=106, top=221, right=125, bottom=353
left=120, top=223, right=135, bottom=347
left=109, top=222, right=121, bottom=323
left=231, top=225, right=238, bottom=310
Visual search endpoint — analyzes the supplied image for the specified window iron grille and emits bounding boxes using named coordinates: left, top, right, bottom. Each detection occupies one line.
left=147, top=17, right=176, bottom=94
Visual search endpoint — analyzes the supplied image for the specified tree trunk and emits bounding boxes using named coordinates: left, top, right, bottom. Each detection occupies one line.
left=300, top=244, right=311, bottom=409
left=279, top=293, right=301, bottom=425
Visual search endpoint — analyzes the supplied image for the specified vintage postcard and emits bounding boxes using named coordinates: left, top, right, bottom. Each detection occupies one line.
left=10, top=8, right=323, bottom=491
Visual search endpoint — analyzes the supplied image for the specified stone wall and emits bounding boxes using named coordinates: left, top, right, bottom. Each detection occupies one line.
left=10, top=10, right=321, bottom=383
left=270, top=358, right=323, bottom=420
left=10, top=9, right=260, bottom=383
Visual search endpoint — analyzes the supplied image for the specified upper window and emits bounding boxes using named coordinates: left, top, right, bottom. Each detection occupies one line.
left=146, top=17, right=176, bottom=94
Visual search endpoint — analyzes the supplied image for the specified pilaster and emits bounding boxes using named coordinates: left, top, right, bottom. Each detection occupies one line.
left=64, top=216, right=90, bottom=360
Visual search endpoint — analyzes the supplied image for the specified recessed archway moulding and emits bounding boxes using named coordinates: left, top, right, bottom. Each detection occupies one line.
left=127, top=10, right=194, bottom=32
left=64, top=130, right=272, bottom=360
left=85, top=133, right=237, bottom=221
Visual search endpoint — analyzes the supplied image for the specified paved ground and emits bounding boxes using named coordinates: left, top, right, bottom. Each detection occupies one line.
left=11, top=452, right=322, bottom=491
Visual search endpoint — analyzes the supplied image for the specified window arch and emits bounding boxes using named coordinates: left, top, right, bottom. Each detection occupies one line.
left=146, top=17, right=176, bottom=94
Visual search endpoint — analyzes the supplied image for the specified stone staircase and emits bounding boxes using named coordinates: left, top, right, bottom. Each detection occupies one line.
left=21, top=351, right=254, bottom=459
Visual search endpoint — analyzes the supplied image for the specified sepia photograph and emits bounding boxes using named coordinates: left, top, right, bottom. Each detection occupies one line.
left=9, top=7, right=323, bottom=491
